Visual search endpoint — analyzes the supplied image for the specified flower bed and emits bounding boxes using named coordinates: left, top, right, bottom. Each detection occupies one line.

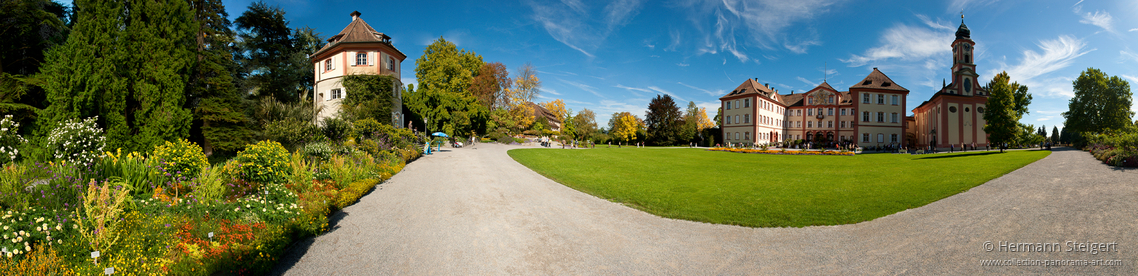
left=708, top=147, right=856, bottom=156
left=1084, top=131, right=1138, bottom=167
left=0, top=133, right=423, bottom=274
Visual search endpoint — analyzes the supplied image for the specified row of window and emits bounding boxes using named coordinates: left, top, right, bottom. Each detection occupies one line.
left=785, top=120, right=860, bottom=129
left=324, top=52, right=397, bottom=72
left=861, top=133, right=900, bottom=143
left=725, top=132, right=777, bottom=141
left=724, top=114, right=783, bottom=126
left=807, top=95, right=836, bottom=105
left=725, top=98, right=786, bottom=115
left=860, top=112, right=901, bottom=123
left=862, top=93, right=900, bottom=106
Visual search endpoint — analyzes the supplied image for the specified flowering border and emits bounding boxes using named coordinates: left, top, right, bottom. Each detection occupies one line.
left=707, top=148, right=856, bottom=156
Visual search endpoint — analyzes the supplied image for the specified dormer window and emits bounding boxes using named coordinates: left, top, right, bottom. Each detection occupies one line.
left=862, top=80, right=872, bottom=85
left=356, top=52, right=367, bottom=65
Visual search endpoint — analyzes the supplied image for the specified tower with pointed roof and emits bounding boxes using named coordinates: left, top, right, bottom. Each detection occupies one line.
left=908, top=18, right=991, bottom=149
left=310, top=11, right=407, bottom=127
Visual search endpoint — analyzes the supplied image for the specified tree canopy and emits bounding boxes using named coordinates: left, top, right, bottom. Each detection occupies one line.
left=982, top=71, right=1031, bottom=152
left=39, top=0, right=197, bottom=153
left=404, top=37, right=487, bottom=136
left=1061, top=68, right=1134, bottom=137
left=645, top=94, right=683, bottom=146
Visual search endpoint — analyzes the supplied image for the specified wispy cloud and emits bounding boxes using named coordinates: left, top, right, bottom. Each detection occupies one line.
left=677, top=82, right=725, bottom=97
left=990, top=35, right=1093, bottom=97
left=1073, top=5, right=1114, bottom=34
left=676, top=0, right=844, bottom=61
left=841, top=18, right=953, bottom=67
left=648, top=86, right=685, bottom=102
left=796, top=76, right=818, bottom=88
left=947, top=0, right=999, bottom=14
left=1121, top=51, right=1138, bottom=63
left=614, top=84, right=650, bottom=96
left=559, top=78, right=606, bottom=98
left=526, top=0, right=645, bottom=57
left=544, top=88, right=562, bottom=95
left=1130, top=28, right=1138, bottom=32
left=676, top=63, right=690, bottom=67
left=1122, top=75, right=1138, bottom=84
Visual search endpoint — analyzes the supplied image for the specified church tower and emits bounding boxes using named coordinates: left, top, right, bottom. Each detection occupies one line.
left=948, top=19, right=983, bottom=96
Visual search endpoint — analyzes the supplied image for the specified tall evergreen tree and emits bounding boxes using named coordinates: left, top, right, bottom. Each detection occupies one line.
left=39, top=0, right=196, bottom=152
left=0, top=0, right=70, bottom=124
left=187, top=0, right=253, bottom=155
left=234, top=1, right=297, bottom=102
left=1051, top=126, right=1059, bottom=143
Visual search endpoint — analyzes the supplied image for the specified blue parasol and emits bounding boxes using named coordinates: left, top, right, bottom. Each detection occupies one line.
left=431, top=132, right=449, bottom=137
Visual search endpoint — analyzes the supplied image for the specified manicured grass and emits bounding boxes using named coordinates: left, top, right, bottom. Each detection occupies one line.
left=508, top=148, right=1050, bottom=227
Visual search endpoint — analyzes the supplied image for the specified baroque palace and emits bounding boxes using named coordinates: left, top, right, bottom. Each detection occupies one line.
left=720, top=20, right=989, bottom=149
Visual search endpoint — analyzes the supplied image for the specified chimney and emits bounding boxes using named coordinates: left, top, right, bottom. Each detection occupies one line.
left=351, top=11, right=361, bottom=21
left=765, top=83, right=769, bottom=88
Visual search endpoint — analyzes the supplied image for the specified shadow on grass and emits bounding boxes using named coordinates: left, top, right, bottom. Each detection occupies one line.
left=914, top=151, right=1005, bottom=160
left=269, top=181, right=385, bottom=275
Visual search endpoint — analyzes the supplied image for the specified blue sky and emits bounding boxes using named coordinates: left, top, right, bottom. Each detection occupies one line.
left=218, top=0, right=1138, bottom=131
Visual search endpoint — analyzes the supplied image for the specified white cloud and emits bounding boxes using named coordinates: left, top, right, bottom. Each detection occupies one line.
left=1122, top=75, right=1138, bottom=84
left=990, top=35, right=1092, bottom=98
left=614, top=84, right=651, bottom=96
left=676, top=0, right=843, bottom=59
left=647, top=86, right=686, bottom=102
left=796, top=76, right=818, bottom=87
left=544, top=88, right=561, bottom=95
left=526, top=0, right=645, bottom=57
left=1121, top=51, right=1138, bottom=63
left=1130, top=28, right=1138, bottom=32
left=677, top=63, right=690, bottom=67
left=677, top=82, right=725, bottom=97
left=1074, top=5, right=1114, bottom=33
left=841, top=21, right=953, bottom=67
left=559, top=78, right=606, bottom=98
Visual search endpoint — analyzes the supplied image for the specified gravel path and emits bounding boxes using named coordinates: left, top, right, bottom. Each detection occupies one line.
left=274, top=145, right=1137, bottom=275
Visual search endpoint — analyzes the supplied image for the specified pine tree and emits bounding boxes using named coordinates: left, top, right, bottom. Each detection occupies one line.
left=187, top=0, right=253, bottom=155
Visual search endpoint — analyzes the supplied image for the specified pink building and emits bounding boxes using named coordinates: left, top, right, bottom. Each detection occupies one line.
left=310, top=11, right=406, bottom=126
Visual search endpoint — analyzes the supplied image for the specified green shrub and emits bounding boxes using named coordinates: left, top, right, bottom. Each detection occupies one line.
left=321, top=117, right=353, bottom=143
left=44, top=116, right=106, bottom=165
left=0, top=115, right=27, bottom=164
left=235, top=141, right=292, bottom=185
left=191, top=164, right=228, bottom=204
left=152, top=139, right=209, bottom=179
left=496, top=135, right=513, bottom=144
left=302, top=142, right=335, bottom=161
left=265, top=118, right=325, bottom=151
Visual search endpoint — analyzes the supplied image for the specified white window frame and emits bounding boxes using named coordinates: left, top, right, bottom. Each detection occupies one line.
left=862, top=111, right=869, bottom=122
left=388, top=56, right=395, bottom=71
left=877, top=133, right=884, bottom=143
left=331, top=88, right=342, bottom=100
left=891, top=95, right=899, bottom=105
left=862, top=133, right=870, bottom=142
left=356, top=52, right=367, bottom=65
left=877, top=94, right=885, bottom=104
left=863, top=93, right=870, bottom=103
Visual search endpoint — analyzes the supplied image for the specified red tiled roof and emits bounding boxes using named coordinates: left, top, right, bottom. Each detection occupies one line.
left=311, top=11, right=405, bottom=59
left=850, top=68, right=908, bottom=92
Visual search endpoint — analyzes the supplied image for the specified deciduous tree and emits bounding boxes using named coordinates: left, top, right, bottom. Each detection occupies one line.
left=405, top=37, right=486, bottom=136
left=983, top=71, right=1031, bottom=153
left=611, top=112, right=642, bottom=144
left=645, top=94, right=682, bottom=146
left=468, top=62, right=510, bottom=110
left=1061, top=68, right=1134, bottom=142
left=572, top=108, right=597, bottom=141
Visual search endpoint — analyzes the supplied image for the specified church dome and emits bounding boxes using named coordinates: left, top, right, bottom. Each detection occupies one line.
left=955, top=22, right=970, bottom=40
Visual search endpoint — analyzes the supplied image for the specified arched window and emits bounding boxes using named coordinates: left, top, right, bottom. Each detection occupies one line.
left=356, top=52, right=367, bottom=65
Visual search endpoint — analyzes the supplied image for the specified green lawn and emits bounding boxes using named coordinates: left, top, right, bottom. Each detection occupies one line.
left=508, top=148, right=1050, bottom=227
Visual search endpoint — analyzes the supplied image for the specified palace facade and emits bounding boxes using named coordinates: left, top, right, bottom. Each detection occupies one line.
left=310, top=11, right=406, bottom=127
left=720, top=20, right=988, bottom=149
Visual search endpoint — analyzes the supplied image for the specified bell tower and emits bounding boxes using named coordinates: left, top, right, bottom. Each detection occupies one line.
left=950, top=16, right=980, bottom=96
